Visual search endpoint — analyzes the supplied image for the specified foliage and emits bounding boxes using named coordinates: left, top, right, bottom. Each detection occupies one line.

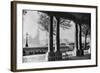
left=81, top=24, right=90, bottom=36
left=38, top=12, right=72, bottom=34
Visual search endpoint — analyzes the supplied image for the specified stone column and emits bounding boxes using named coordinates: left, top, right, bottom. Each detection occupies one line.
left=48, top=16, right=55, bottom=61
left=76, top=24, right=84, bottom=56
left=75, top=23, right=78, bottom=55
left=75, top=23, right=78, bottom=53
left=55, top=17, right=62, bottom=60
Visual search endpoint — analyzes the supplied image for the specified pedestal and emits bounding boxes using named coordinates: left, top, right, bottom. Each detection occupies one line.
left=48, top=51, right=55, bottom=61
left=55, top=51, right=62, bottom=61
left=76, top=50, right=84, bottom=56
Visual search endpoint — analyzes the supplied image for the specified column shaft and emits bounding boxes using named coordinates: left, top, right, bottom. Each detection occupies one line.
left=55, top=17, right=62, bottom=60
left=56, top=17, right=60, bottom=51
left=77, top=24, right=84, bottom=56
left=49, top=16, right=53, bottom=52
left=48, top=16, right=55, bottom=61
left=75, top=23, right=78, bottom=51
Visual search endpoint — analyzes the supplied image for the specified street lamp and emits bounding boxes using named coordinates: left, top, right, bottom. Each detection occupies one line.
left=25, top=32, right=28, bottom=47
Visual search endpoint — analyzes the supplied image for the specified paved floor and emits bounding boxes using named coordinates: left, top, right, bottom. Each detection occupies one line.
left=23, top=54, right=47, bottom=63
left=62, top=54, right=91, bottom=60
left=23, top=54, right=91, bottom=63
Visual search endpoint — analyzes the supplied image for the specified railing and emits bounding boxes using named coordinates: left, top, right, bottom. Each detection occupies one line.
left=23, top=46, right=74, bottom=56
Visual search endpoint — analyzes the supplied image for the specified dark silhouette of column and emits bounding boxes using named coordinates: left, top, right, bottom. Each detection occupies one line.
left=75, top=23, right=78, bottom=55
left=48, top=16, right=55, bottom=61
left=55, top=17, right=62, bottom=60
left=76, top=24, right=84, bottom=56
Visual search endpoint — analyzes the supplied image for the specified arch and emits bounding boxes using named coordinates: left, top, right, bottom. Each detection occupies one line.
left=39, top=11, right=90, bottom=60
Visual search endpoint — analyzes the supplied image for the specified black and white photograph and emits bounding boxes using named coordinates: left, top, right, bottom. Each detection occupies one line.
left=22, top=10, right=91, bottom=63
left=11, top=1, right=97, bottom=71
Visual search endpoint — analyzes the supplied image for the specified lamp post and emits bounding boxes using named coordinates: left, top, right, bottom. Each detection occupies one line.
left=25, top=32, right=28, bottom=47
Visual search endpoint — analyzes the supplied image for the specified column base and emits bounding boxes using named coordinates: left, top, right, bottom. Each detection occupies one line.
left=48, top=51, right=55, bottom=61
left=76, top=50, right=84, bottom=56
left=55, top=51, right=62, bottom=61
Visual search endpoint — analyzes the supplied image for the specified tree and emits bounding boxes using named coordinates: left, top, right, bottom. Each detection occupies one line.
left=60, top=18, right=72, bottom=29
left=38, top=12, right=72, bottom=34
left=23, top=10, right=27, bottom=15
left=38, top=12, right=50, bottom=32
left=81, top=24, right=90, bottom=50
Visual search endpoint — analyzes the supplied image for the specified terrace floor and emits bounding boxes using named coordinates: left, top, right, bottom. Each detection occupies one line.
left=23, top=54, right=91, bottom=63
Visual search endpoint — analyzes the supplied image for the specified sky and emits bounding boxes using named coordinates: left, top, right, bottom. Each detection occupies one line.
left=23, top=10, right=40, bottom=39
left=22, top=10, right=75, bottom=47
